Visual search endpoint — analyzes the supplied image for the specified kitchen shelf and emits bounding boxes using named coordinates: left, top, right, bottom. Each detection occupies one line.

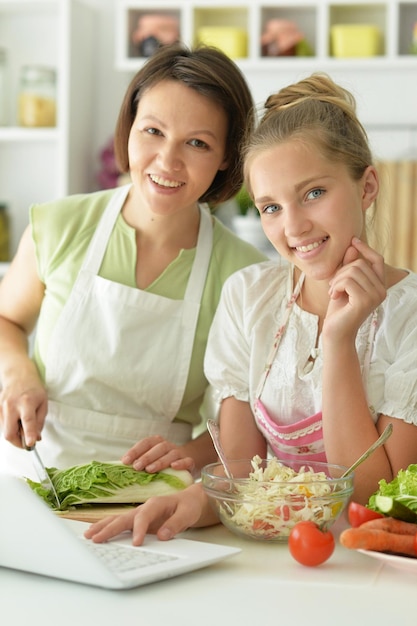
left=0, top=0, right=96, bottom=258
left=0, top=127, right=60, bottom=142
left=115, top=0, right=417, bottom=70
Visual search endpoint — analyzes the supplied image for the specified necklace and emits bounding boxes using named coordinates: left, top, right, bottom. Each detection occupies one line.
left=297, top=279, right=322, bottom=365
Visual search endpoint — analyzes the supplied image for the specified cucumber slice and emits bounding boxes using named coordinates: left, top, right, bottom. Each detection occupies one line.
left=375, top=495, right=417, bottom=522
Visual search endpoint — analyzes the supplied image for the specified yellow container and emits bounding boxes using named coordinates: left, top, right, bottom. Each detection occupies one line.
left=197, top=27, right=247, bottom=59
left=330, top=24, right=381, bottom=58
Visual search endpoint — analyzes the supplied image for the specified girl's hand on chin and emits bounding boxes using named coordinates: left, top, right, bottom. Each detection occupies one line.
left=350, top=237, right=385, bottom=285
left=324, top=238, right=386, bottom=340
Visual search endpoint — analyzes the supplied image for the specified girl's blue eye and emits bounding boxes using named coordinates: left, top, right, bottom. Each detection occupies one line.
left=307, top=188, right=324, bottom=200
left=262, top=204, right=280, bottom=215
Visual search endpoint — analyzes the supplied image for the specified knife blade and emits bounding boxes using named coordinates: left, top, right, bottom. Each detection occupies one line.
left=20, top=428, right=61, bottom=509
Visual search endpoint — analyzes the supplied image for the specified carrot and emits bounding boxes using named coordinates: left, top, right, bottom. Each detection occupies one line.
left=340, top=527, right=417, bottom=557
left=358, top=517, right=417, bottom=535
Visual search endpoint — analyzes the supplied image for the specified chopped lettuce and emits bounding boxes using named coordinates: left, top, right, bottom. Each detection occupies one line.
left=26, top=460, right=193, bottom=511
left=368, top=464, right=417, bottom=513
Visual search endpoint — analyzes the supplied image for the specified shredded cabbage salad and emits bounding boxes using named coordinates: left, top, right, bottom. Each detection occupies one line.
left=218, top=456, right=346, bottom=540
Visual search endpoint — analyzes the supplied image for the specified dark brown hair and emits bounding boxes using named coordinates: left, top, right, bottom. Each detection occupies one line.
left=114, top=43, right=255, bottom=205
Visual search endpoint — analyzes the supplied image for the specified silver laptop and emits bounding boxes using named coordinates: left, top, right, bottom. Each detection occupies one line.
left=0, top=475, right=240, bottom=589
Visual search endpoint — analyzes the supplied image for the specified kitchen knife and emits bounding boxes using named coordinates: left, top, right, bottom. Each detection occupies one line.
left=20, top=429, right=61, bottom=509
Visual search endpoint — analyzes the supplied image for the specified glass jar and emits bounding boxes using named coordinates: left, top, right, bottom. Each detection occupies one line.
left=0, top=203, right=10, bottom=262
left=0, top=48, right=7, bottom=125
left=18, top=65, right=57, bottom=127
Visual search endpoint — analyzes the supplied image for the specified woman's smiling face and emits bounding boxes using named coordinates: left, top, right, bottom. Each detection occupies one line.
left=127, top=79, right=229, bottom=217
left=249, top=139, right=374, bottom=281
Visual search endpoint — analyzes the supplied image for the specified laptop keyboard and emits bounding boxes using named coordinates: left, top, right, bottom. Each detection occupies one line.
left=86, top=541, right=179, bottom=574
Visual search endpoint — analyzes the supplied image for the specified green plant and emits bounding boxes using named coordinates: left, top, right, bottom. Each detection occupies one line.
left=235, top=185, right=258, bottom=217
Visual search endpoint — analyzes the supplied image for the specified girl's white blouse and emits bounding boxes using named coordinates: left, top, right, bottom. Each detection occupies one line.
left=204, top=261, right=417, bottom=426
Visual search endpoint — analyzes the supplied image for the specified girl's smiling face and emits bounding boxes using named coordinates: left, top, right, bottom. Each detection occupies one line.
left=127, top=79, right=229, bottom=217
left=248, top=139, right=378, bottom=281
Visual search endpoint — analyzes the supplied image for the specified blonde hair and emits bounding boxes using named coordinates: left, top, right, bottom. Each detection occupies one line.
left=244, top=73, right=374, bottom=196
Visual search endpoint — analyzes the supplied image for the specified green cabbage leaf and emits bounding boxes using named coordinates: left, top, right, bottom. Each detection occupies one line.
left=368, top=464, right=417, bottom=513
left=26, top=460, right=193, bottom=511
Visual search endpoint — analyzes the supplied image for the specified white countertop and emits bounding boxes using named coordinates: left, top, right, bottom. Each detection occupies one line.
left=1, top=514, right=415, bottom=626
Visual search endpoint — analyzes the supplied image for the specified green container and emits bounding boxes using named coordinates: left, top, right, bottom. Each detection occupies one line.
left=0, top=203, right=10, bottom=262
left=411, top=22, right=417, bottom=54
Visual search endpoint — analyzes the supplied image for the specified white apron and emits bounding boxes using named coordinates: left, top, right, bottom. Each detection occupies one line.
left=1, top=184, right=213, bottom=475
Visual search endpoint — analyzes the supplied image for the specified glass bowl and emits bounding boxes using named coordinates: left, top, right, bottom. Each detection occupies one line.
left=201, top=457, right=354, bottom=542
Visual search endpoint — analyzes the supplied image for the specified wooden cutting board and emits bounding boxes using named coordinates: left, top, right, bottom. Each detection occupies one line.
left=56, top=504, right=136, bottom=523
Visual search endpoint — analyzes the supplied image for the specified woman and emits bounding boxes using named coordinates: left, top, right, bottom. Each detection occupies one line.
left=85, top=72, right=417, bottom=545
left=0, top=43, right=265, bottom=478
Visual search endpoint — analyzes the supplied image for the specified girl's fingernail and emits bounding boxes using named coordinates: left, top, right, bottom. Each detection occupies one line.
left=352, top=237, right=361, bottom=244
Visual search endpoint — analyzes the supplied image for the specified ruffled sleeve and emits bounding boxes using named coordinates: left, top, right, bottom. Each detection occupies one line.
left=204, top=261, right=289, bottom=405
left=369, top=272, right=417, bottom=425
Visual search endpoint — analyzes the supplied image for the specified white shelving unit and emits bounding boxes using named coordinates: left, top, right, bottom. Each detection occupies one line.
left=0, top=0, right=96, bottom=258
left=114, top=0, right=417, bottom=174
left=115, top=0, right=417, bottom=69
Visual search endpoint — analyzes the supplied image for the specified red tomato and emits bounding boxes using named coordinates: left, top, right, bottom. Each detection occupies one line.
left=288, top=521, right=335, bottom=567
left=347, top=501, right=384, bottom=528
left=274, top=505, right=291, bottom=521
left=252, top=519, right=274, bottom=531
